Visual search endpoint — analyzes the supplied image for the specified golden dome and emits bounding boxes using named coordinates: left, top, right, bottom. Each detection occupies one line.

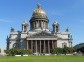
left=33, top=4, right=46, bottom=15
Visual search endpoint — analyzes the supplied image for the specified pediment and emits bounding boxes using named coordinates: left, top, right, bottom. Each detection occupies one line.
left=30, top=31, right=55, bottom=38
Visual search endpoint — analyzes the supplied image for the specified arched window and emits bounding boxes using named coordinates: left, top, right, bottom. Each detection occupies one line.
left=62, top=42, right=67, bottom=48
left=13, top=43, right=16, bottom=48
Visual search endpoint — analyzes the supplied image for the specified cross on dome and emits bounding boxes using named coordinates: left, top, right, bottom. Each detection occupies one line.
left=37, top=3, right=41, bottom=9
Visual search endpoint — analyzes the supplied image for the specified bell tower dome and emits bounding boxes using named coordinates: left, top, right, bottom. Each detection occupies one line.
left=22, top=20, right=28, bottom=32
left=52, top=21, right=60, bottom=33
left=30, top=4, right=49, bottom=31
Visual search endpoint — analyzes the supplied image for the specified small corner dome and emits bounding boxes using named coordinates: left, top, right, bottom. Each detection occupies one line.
left=22, top=20, right=28, bottom=26
left=53, top=21, right=59, bottom=26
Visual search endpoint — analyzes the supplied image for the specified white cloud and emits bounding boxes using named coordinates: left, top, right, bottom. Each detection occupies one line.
left=0, top=19, right=11, bottom=23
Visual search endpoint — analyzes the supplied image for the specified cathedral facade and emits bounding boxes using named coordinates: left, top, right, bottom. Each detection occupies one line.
left=7, top=4, right=72, bottom=54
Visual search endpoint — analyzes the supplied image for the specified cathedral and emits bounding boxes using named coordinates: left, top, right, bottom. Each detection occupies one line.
left=7, top=4, right=72, bottom=54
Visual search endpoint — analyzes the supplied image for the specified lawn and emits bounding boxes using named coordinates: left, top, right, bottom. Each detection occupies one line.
left=0, top=55, right=84, bottom=62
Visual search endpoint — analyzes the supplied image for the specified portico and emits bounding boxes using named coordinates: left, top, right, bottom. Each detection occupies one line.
left=26, top=39, right=57, bottom=53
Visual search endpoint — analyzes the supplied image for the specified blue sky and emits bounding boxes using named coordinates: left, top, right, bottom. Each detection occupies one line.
left=0, top=0, right=84, bottom=49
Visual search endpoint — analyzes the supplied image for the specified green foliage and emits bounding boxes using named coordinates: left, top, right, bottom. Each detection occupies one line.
left=51, top=47, right=75, bottom=55
left=5, top=48, right=32, bottom=56
left=51, top=48, right=63, bottom=54
left=63, top=46, right=75, bottom=55
left=27, top=49, right=33, bottom=54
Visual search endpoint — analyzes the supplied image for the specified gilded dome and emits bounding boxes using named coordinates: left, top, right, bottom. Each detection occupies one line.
left=33, top=4, right=46, bottom=15
left=30, top=4, right=49, bottom=22
left=33, top=8, right=46, bottom=15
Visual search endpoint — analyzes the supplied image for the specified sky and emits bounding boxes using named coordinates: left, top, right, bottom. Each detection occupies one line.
left=0, top=0, right=84, bottom=49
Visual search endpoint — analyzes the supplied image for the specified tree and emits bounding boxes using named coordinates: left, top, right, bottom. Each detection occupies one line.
left=63, top=46, right=68, bottom=55
left=63, top=46, right=75, bottom=55
left=51, top=48, right=63, bottom=55
left=5, top=48, right=33, bottom=56
left=51, top=47, right=75, bottom=55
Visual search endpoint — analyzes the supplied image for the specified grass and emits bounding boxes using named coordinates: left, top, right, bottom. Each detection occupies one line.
left=0, top=55, right=84, bottom=62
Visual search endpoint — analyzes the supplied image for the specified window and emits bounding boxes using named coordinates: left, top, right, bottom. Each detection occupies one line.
left=62, top=42, right=67, bottom=48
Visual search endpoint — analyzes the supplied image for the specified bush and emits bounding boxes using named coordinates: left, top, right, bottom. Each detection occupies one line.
left=63, top=46, right=75, bottom=55
left=51, top=47, right=75, bottom=55
left=5, top=48, right=32, bottom=56
left=51, top=48, right=63, bottom=55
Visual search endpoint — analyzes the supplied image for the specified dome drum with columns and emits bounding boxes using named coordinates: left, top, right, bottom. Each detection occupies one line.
left=7, top=4, right=73, bottom=54
left=30, top=4, right=49, bottom=30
